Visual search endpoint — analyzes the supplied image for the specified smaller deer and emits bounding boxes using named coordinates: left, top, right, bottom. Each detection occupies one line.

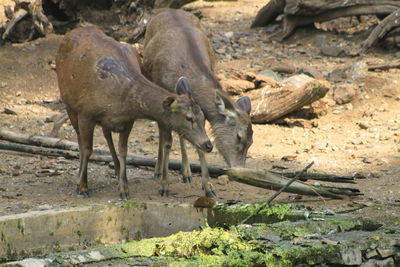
left=56, top=26, right=212, bottom=199
left=143, top=10, right=253, bottom=197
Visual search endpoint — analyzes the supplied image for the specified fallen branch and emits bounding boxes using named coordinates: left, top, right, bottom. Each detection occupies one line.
left=226, top=167, right=343, bottom=199
left=0, top=128, right=358, bottom=184
left=0, top=140, right=345, bottom=199
left=270, top=170, right=356, bottom=183
left=0, top=140, right=226, bottom=177
left=266, top=161, right=314, bottom=204
left=240, top=161, right=314, bottom=224
left=367, top=62, right=400, bottom=71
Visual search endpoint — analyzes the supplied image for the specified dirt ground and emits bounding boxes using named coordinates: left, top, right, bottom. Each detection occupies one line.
left=0, top=0, right=400, bottom=225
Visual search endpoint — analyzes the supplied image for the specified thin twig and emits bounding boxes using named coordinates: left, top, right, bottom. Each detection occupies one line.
left=239, top=161, right=314, bottom=225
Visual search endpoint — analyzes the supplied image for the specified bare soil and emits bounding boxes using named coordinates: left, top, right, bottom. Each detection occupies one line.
left=0, top=0, right=400, bottom=224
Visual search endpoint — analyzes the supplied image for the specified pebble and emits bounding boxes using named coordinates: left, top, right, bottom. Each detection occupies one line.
left=217, top=175, right=229, bottom=185
left=362, top=157, right=372, bottom=164
left=3, top=107, right=19, bottom=115
left=358, top=121, right=370, bottom=129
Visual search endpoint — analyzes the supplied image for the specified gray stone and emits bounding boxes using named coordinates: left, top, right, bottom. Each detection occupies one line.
left=257, top=70, right=281, bottom=81
left=377, top=247, right=396, bottom=258
left=320, top=46, right=344, bottom=57
left=340, top=246, right=362, bottom=265
left=360, top=257, right=395, bottom=267
left=282, top=74, right=314, bottom=89
left=333, top=84, right=356, bottom=105
left=298, top=67, right=324, bottom=79
left=5, top=258, right=50, bottom=267
left=365, top=248, right=378, bottom=259
left=314, top=35, right=326, bottom=48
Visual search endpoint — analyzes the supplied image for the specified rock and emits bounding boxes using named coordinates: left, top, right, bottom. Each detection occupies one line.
left=224, top=31, right=234, bottom=38
left=360, top=257, right=395, bottom=267
left=362, top=157, right=372, bottom=164
left=38, top=204, right=53, bottom=210
left=298, top=67, right=324, bottom=79
left=364, top=249, right=378, bottom=259
left=265, top=24, right=280, bottom=33
left=217, top=175, right=229, bottom=185
left=3, top=107, right=19, bottom=115
left=358, top=121, right=370, bottom=129
left=257, top=70, right=281, bottom=81
left=377, top=247, right=396, bottom=258
left=339, top=246, right=362, bottom=265
left=328, top=68, right=347, bottom=82
left=282, top=74, right=314, bottom=89
left=333, top=84, right=356, bottom=104
left=320, top=45, right=344, bottom=57
left=314, top=35, right=326, bottom=48
left=45, top=113, right=59, bottom=123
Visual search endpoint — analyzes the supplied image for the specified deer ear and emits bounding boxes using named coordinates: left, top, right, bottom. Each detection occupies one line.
left=215, top=90, right=236, bottom=120
left=163, top=96, right=179, bottom=112
left=237, top=96, right=251, bottom=115
left=175, top=76, right=192, bottom=96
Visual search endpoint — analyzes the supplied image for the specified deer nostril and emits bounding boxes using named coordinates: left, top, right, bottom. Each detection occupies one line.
left=205, top=142, right=213, bottom=153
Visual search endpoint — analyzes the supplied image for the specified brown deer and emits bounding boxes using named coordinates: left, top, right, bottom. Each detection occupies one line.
left=143, top=10, right=253, bottom=198
left=56, top=26, right=212, bottom=199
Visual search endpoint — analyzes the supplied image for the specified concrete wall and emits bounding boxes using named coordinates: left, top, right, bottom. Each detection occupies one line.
left=0, top=202, right=207, bottom=259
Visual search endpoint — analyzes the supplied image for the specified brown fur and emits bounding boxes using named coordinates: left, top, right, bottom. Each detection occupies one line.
left=56, top=26, right=212, bottom=199
left=143, top=10, right=253, bottom=197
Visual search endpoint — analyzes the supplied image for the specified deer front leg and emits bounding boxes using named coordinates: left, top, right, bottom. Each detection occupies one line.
left=102, top=127, right=120, bottom=179
left=117, top=123, right=133, bottom=200
left=158, top=126, right=172, bottom=197
left=197, top=148, right=217, bottom=198
left=179, top=136, right=192, bottom=183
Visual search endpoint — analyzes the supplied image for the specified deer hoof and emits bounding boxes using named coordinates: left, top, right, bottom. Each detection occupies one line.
left=205, top=190, right=217, bottom=198
left=158, top=189, right=169, bottom=197
left=76, top=188, right=89, bottom=198
left=120, top=192, right=130, bottom=200
left=182, top=176, right=192, bottom=183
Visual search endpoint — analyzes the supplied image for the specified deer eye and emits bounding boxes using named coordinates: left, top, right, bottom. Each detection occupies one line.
left=186, top=116, right=193, bottom=123
left=237, top=133, right=242, bottom=142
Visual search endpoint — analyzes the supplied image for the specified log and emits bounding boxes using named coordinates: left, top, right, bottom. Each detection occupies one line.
left=248, top=76, right=330, bottom=123
left=1, top=0, right=53, bottom=44
left=367, top=62, right=400, bottom=71
left=226, top=167, right=343, bottom=199
left=0, top=140, right=345, bottom=199
left=252, top=0, right=400, bottom=43
left=270, top=171, right=356, bottom=183
left=0, top=140, right=227, bottom=177
left=0, top=128, right=358, bottom=185
left=360, top=8, right=400, bottom=52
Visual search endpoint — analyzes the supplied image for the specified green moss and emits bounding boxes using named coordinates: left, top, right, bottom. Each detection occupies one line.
left=211, top=203, right=305, bottom=226
left=122, top=200, right=139, bottom=209
left=50, top=232, right=54, bottom=236
left=56, top=220, right=62, bottom=229
left=76, top=230, right=82, bottom=238
left=17, top=219, right=24, bottom=235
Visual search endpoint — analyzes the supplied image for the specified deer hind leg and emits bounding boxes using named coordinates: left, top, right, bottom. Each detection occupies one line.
left=157, top=126, right=172, bottom=197
left=76, top=116, right=95, bottom=197
left=117, top=123, right=133, bottom=200
left=102, top=127, right=120, bottom=179
left=197, top=149, right=217, bottom=198
left=179, top=136, right=192, bottom=183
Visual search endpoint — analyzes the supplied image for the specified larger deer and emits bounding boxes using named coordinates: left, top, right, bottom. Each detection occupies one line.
left=56, top=26, right=212, bottom=199
left=143, top=10, right=253, bottom=198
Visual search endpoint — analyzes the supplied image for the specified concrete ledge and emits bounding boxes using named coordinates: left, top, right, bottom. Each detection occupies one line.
left=0, top=201, right=207, bottom=259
